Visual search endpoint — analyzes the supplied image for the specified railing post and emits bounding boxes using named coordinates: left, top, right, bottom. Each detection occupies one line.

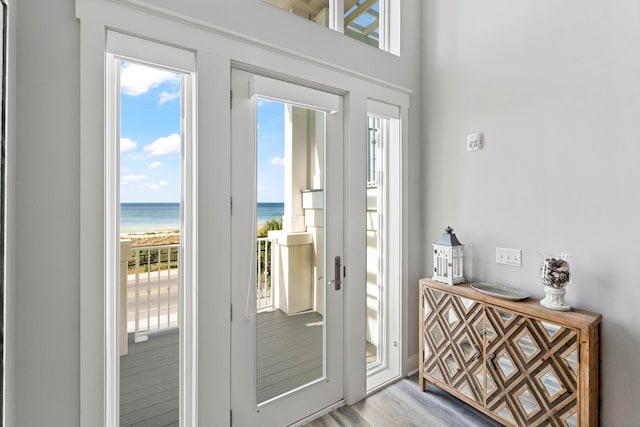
left=120, top=239, right=133, bottom=356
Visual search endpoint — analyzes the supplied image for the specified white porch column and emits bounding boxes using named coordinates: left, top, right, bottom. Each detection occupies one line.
left=120, top=239, right=133, bottom=356
left=270, top=231, right=313, bottom=314
left=283, top=105, right=309, bottom=232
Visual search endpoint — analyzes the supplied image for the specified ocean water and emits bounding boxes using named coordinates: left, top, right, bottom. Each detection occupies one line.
left=120, top=202, right=284, bottom=233
left=256, top=202, right=285, bottom=226
left=121, top=203, right=180, bottom=233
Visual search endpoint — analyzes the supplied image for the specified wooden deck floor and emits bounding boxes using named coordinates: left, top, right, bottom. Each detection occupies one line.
left=257, top=309, right=324, bottom=403
left=119, top=309, right=324, bottom=425
left=120, top=329, right=179, bottom=427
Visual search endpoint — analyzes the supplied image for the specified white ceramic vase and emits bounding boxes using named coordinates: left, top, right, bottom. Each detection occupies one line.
left=539, top=253, right=571, bottom=311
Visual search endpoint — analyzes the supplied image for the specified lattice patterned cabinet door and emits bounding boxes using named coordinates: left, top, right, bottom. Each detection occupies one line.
left=422, top=287, right=485, bottom=404
left=485, top=307, right=579, bottom=426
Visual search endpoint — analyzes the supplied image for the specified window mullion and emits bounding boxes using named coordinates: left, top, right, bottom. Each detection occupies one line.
left=331, top=0, right=345, bottom=33
left=379, top=0, right=391, bottom=52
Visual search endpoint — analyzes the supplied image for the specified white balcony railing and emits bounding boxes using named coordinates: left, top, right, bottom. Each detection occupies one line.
left=128, top=244, right=180, bottom=343
left=256, top=237, right=275, bottom=312
left=125, top=238, right=274, bottom=344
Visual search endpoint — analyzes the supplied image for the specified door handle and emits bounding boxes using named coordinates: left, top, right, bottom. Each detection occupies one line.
left=328, top=256, right=342, bottom=291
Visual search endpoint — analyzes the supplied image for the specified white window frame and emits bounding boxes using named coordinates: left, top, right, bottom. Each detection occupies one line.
left=106, top=32, right=196, bottom=426
left=365, top=99, right=402, bottom=392
left=262, top=0, right=399, bottom=55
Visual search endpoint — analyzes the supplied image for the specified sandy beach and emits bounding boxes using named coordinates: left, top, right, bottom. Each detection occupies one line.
left=121, top=231, right=180, bottom=247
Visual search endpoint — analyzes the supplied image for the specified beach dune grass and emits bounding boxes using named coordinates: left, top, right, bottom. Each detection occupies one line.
left=122, top=217, right=282, bottom=275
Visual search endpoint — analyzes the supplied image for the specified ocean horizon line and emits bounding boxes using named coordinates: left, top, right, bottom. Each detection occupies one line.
left=120, top=201, right=284, bottom=233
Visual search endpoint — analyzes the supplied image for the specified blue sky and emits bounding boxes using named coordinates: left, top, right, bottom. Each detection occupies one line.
left=256, top=99, right=285, bottom=203
left=119, top=61, right=182, bottom=203
left=119, top=61, right=285, bottom=203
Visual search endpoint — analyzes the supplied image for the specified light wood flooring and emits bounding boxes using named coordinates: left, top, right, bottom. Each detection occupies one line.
left=303, top=375, right=504, bottom=427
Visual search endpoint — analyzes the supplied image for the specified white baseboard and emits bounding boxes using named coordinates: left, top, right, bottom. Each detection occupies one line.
left=405, top=352, right=419, bottom=376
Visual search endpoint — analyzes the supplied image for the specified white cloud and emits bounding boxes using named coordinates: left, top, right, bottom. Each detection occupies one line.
left=144, top=133, right=181, bottom=156
left=121, top=174, right=147, bottom=185
left=120, top=62, right=179, bottom=96
left=144, top=180, right=169, bottom=190
left=271, top=156, right=285, bottom=166
left=120, top=137, right=137, bottom=153
left=148, top=161, right=163, bottom=169
left=158, top=91, right=180, bottom=105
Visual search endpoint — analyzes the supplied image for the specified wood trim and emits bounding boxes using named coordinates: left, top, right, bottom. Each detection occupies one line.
left=420, top=279, right=601, bottom=329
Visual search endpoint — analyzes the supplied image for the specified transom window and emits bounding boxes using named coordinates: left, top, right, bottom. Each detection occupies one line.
left=262, top=0, right=395, bottom=53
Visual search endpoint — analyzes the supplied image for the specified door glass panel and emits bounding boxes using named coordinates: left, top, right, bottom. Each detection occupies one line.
left=255, top=99, right=326, bottom=403
left=118, top=60, right=182, bottom=426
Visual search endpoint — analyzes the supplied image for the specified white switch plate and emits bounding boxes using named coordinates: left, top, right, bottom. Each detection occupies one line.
left=467, top=132, right=483, bottom=151
left=496, top=247, right=522, bottom=267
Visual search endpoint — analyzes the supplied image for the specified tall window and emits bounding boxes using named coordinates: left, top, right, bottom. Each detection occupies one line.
left=366, top=100, right=402, bottom=392
left=106, top=31, right=196, bottom=426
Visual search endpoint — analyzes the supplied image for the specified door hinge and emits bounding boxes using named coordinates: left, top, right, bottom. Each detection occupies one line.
left=230, top=303, right=233, bottom=321
left=230, top=409, right=232, bottom=426
left=230, top=196, right=233, bottom=214
left=230, top=90, right=233, bottom=109
left=343, top=265, right=346, bottom=278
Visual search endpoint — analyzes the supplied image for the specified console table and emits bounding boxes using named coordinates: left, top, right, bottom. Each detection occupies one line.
left=419, top=278, right=601, bottom=426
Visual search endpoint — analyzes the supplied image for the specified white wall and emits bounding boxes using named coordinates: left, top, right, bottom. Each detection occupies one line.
left=14, top=0, right=81, bottom=425
left=4, top=0, right=16, bottom=424
left=10, top=0, right=423, bottom=423
left=423, top=1, right=640, bottom=425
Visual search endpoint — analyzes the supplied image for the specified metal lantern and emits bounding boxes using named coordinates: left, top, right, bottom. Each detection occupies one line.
left=433, top=226, right=465, bottom=285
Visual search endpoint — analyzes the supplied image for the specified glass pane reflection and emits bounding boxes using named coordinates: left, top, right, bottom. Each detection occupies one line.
left=255, top=100, right=327, bottom=403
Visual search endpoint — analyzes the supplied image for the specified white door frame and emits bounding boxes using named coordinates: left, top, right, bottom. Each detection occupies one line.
left=230, top=68, right=344, bottom=426
left=77, top=1, right=410, bottom=424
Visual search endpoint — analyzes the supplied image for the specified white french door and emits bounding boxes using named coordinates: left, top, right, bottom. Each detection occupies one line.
left=230, top=68, right=344, bottom=426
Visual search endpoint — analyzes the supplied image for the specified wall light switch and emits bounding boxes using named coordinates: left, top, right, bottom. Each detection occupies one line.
left=496, top=247, right=522, bottom=267
left=467, top=132, right=483, bottom=151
